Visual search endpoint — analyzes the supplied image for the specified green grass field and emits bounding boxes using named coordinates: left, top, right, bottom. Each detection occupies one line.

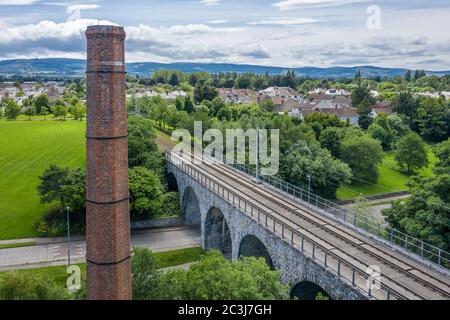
left=0, top=120, right=85, bottom=240
left=0, top=242, right=36, bottom=249
left=336, top=148, right=436, bottom=200
left=0, top=247, right=205, bottom=288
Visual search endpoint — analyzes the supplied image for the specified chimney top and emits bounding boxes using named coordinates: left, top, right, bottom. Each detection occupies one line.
left=86, top=25, right=125, bottom=36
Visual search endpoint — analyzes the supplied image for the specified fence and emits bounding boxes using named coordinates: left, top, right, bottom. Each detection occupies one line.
left=167, top=151, right=414, bottom=300
left=224, top=157, right=449, bottom=270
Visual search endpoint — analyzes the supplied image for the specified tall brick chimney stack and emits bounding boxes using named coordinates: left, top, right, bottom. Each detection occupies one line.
left=85, top=25, right=131, bottom=300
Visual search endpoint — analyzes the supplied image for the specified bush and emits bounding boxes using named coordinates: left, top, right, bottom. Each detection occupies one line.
left=0, top=272, right=69, bottom=300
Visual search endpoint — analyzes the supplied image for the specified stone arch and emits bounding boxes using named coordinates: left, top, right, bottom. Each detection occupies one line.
left=166, top=172, right=179, bottom=192
left=291, top=281, right=331, bottom=300
left=238, top=234, right=274, bottom=269
left=204, top=207, right=232, bottom=259
left=181, top=186, right=201, bottom=225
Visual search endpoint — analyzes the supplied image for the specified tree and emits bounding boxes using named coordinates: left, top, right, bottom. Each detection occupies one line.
left=341, top=134, right=383, bottom=183
left=24, top=105, right=36, bottom=120
left=157, top=251, right=288, bottom=300
left=210, top=97, right=226, bottom=117
left=34, top=93, right=50, bottom=114
left=368, top=113, right=395, bottom=150
left=384, top=137, right=450, bottom=250
left=405, top=70, right=411, bottom=82
left=280, top=141, right=352, bottom=199
left=393, top=92, right=420, bottom=127
left=260, top=99, right=275, bottom=113
left=194, top=83, right=218, bottom=103
left=37, top=165, right=86, bottom=225
left=39, top=109, right=49, bottom=120
left=416, top=97, right=450, bottom=142
left=72, top=103, right=86, bottom=121
left=129, top=167, right=164, bottom=219
left=127, top=116, right=160, bottom=169
left=434, top=138, right=450, bottom=175
left=319, top=127, right=345, bottom=158
left=383, top=174, right=450, bottom=250
left=132, top=247, right=161, bottom=300
left=3, top=99, right=20, bottom=120
left=184, top=96, right=195, bottom=113
left=52, top=104, right=68, bottom=120
left=0, top=272, right=69, bottom=300
left=394, top=132, right=429, bottom=174
left=169, top=73, right=180, bottom=86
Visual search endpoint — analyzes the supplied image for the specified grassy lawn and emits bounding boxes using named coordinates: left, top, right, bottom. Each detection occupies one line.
left=0, top=120, right=85, bottom=240
left=337, top=147, right=436, bottom=200
left=0, top=242, right=36, bottom=249
left=0, top=247, right=205, bottom=288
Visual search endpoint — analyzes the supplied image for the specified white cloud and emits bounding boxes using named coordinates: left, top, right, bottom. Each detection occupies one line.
left=0, top=0, right=37, bottom=4
left=248, top=17, right=318, bottom=25
left=193, top=0, right=220, bottom=6
left=206, top=19, right=228, bottom=24
left=272, top=0, right=370, bottom=10
left=67, top=4, right=99, bottom=11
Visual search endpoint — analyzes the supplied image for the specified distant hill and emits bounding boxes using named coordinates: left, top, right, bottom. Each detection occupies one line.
left=1, top=58, right=449, bottom=79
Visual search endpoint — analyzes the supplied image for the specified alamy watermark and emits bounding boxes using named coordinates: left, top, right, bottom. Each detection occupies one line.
left=366, top=265, right=382, bottom=292
left=367, top=5, right=381, bottom=30
left=66, top=265, right=81, bottom=292
left=172, top=121, right=280, bottom=176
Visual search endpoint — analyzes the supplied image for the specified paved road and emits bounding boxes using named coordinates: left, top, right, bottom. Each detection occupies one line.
left=0, top=226, right=201, bottom=271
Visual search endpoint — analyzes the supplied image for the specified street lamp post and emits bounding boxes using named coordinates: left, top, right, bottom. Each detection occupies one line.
left=66, top=206, right=71, bottom=266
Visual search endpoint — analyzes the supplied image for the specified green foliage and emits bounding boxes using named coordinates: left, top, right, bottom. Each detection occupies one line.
left=434, top=138, right=450, bottom=175
left=3, top=98, right=21, bottom=120
left=280, top=141, right=352, bottom=199
left=127, top=115, right=163, bottom=174
left=132, top=247, right=161, bottom=300
left=52, top=104, right=68, bottom=120
left=416, top=97, right=450, bottom=142
left=194, top=82, right=218, bottom=103
left=36, top=165, right=86, bottom=235
left=393, top=92, right=420, bottom=127
left=341, top=134, right=383, bottom=183
left=72, top=103, right=86, bottom=121
left=394, top=132, right=429, bottom=174
left=129, top=166, right=164, bottom=220
left=319, top=127, right=345, bottom=158
left=0, top=272, right=69, bottom=300
left=23, top=106, right=36, bottom=120
left=157, top=251, right=288, bottom=300
left=33, top=93, right=50, bottom=114
left=384, top=138, right=450, bottom=250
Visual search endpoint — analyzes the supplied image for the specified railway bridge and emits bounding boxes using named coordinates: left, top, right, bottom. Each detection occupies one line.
left=166, top=151, right=450, bottom=300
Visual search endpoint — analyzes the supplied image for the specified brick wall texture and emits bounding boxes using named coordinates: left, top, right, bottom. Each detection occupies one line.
left=85, top=25, right=132, bottom=300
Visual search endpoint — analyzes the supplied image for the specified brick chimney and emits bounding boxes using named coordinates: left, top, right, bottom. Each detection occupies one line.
left=85, top=25, right=131, bottom=300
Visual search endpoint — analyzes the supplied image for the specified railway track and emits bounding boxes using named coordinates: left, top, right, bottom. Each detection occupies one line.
left=208, top=159, right=450, bottom=299
left=174, top=153, right=450, bottom=300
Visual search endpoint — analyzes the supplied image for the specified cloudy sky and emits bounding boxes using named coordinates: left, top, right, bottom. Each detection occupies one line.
left=0, top=0, right=449, bottom=70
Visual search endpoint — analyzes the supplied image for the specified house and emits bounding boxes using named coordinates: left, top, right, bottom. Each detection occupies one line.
left=440, top=92, right=450, bottom=100
left=298, top=107, right=360, bottom=125
left=218, top=88, right=258, bottom=104
left=370, top=101, right=393, bottom=118
left=259, top=86, right=302, bottom=101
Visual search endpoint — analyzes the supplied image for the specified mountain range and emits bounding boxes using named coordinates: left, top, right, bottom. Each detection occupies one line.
left=1, top=58, right=449, bottom=79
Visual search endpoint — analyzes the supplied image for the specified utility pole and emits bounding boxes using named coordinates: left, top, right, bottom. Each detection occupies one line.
left=66, top=206, right=71, bottom=266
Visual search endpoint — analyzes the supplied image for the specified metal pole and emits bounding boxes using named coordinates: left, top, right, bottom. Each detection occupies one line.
left=307, top=175, right=311, bottom=204
left=255, top=127, right=259, bottom=181
left=66, top=206, right=71, bottom=266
